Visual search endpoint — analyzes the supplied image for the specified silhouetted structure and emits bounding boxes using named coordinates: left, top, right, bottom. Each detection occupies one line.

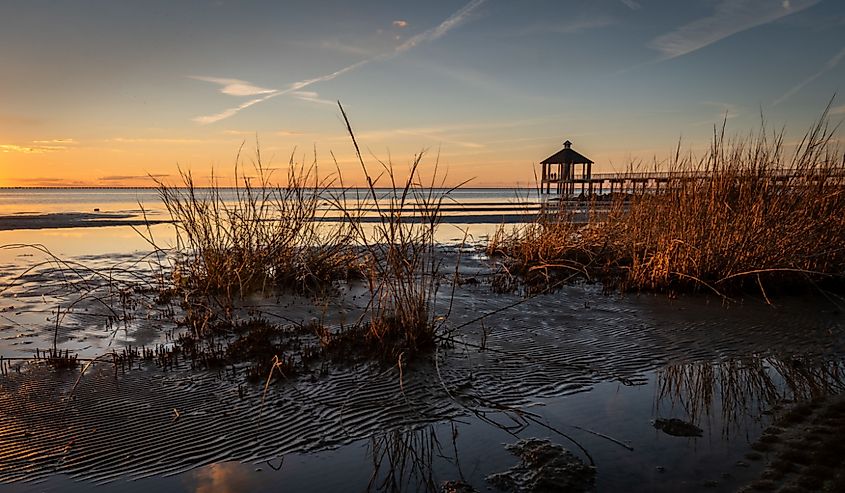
left=540, top=140, right=593, bottom=195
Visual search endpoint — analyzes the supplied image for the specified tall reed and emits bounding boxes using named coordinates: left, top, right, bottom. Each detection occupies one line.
left=488, top=110, right=845, bottom=297
left=616, top=116, right=845, bottom=294
left=150, top=146, right=357, bottom=313
left=334, top=103, right=460, bottom=359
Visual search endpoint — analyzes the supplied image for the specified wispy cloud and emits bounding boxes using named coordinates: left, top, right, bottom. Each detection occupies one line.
left=393, top=20, right=408, bottom=28
left=13, top=177, right=89, bottom=187
left=189, top=76, right=277, bottom=96
left=650, top=0, right=819, bottom=60
left=620, top=0, right=641, bottom=10
left=99, top=174, right=169, bottom=181
left=192, top=0, right=487, bottom=124
left=32, top=138, right=78, bottom=146
left=0, top=144, right=50, bottom=154
left=831, top=104, right=845, bottom=115
left=290, top=90, right=335, bottom=105
left=0, top=138, right=78, bottom=153
left=393, top=0, right=484, bottom=55
left=773, top=45, right=845, bottom=106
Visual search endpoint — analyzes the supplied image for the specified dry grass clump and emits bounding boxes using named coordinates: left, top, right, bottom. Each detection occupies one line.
left=486, top=208, right=614, bottom=292
left=488, top=112, right=845, bottom=297
left=136, top=104, right=460, bottom=368
left=150, top=147, right=358, bottom=303
left=615, top=118, right=845, bottom=295
left=337, top=104, right=457, bottom=361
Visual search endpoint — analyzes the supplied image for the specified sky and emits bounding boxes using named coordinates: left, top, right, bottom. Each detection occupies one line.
left=0, top=0, right=843, bottom=187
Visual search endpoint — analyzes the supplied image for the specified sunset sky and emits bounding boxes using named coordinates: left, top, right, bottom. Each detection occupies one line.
left=1, top=0, right=843, bottom=187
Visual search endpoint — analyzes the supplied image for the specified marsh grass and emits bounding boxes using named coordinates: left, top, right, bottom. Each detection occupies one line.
left=124, top=104, right=463, bottom=371
left=152, top=150, right=357, bottom=298
left=487, top=206, right=616, bottom=293
left=489, top=111, right=845, bottom=297
left=330, top=103, right=463, bottom=362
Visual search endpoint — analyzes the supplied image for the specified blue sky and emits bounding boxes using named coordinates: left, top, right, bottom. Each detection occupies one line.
left=0, top=0, right=843, bottom=186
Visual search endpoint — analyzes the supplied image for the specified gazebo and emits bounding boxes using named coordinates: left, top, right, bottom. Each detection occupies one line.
left=540, top=140, right=593, bottom=195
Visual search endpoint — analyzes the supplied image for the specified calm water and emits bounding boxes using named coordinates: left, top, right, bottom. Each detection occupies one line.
left=0, top=187, right=543, bottom=216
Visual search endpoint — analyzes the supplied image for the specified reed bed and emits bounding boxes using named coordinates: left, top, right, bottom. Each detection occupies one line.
left=141, top=147, right=362, bottom=341
left=131, top=104, right=459, bottom=365
left=330, top=103, right=459, bottom=361
left=489, top=113, right=845, bottom=297
left=153, top=154, right=357, bottom=298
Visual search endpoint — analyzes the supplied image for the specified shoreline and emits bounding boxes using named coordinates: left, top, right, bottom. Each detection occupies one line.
left=0, top=211, right=545, bottom=232
left=0, top=212, right=174, bottom=231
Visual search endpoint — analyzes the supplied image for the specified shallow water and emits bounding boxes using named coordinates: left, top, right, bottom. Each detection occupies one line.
left=0, top=209, right=844, bottom=491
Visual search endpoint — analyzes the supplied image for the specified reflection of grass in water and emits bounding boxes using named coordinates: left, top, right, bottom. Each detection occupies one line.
left=489, top=106, right=845, bottom=297
left=655, top=355, right=845, bottom=437
left=368, top=424, right=461, bottom=493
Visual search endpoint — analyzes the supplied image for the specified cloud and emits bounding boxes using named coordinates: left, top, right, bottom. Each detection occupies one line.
left=12, top=177, right=89, bottom=186
left=393, top=0, right=484, bottom=55
left=290, top=90, right=335, bottom=105
left=831, top=104, right=845, bottom=115
left=650, top=0, right=819, bottom=60
left=190, top=76, right=277, bottom=96
left=192, top=0, right=487, bottom=124
left=193, top=95, right=276, bottom=124
left=620, top=0, right=641, bottom=10
left=393, top=20, right=408, bottom=28
left=0, top=139, right=77, bottom=153
left=99, top=174, right=169, bottom=181
left=32, top=138, right=78, bottom=145
left=773, top=45, right=845, bottom=106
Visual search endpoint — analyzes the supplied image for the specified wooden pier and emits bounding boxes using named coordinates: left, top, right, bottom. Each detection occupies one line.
left=540, top=140, right=845, bottom=196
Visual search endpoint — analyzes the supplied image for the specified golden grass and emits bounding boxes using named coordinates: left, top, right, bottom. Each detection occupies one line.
left=139, top=105, right=459, bottom=361
left=335, top=103, right=460, bottom=360
left=488, top=112, right=845, bottom=297
left=149, top=145, right=358, bottom=301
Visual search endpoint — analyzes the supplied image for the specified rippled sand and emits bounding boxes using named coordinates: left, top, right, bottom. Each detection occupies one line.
left=0, top=248, right=843, bottom=491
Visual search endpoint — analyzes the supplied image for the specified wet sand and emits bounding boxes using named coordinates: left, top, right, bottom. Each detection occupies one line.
left=0, top=244, right=843, bottom=491
left=0, top=213, right=172, bottom=231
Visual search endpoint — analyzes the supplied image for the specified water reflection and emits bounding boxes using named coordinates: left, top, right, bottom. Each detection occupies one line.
left=367, top=423, right=463, bottom=493
left=188, top=462, right=257, bottom=493
left=655, top=354, right=845, bottom=437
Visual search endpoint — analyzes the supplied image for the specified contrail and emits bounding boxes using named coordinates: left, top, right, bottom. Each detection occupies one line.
left=194, top=0, right=486, bottom=124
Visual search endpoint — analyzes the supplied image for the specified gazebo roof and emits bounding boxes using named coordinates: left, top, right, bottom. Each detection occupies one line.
left=541, top=140, right=593, bottom=165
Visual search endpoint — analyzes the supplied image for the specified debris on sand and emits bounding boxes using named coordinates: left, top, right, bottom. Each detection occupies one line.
left=441, top=479, right=479, bottom=493
left=652, top=418, right=703, bottom=437
left=486, top=438, right=596, bottom=492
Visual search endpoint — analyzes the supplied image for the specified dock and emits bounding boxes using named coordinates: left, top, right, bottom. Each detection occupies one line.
left=540, top=140, right=845, bottom=196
